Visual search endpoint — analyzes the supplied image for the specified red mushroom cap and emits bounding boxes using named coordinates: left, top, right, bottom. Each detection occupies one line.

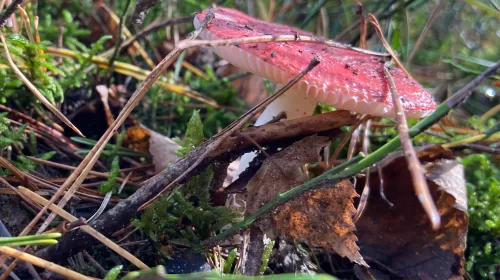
left=194, top=8, right=436, bottom=118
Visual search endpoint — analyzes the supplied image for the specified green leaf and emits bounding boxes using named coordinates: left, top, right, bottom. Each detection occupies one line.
left=103, top=265, right=123, bottom=280
left=174, top=109, right=204, bottom=156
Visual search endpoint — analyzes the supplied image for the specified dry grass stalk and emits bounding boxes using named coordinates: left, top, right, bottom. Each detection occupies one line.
left=177, top=34, right=390, bottom=57
left=0, top=246, right=91, bottom=280
left=0, top=157, right=37, bottom=190
left=18, top=187, right=149, bottom=270
left=26, top=156, right=140, bottom=187
left=406, top=0, right=445, bottom=66
left=367, top=14, right=411, bottom=78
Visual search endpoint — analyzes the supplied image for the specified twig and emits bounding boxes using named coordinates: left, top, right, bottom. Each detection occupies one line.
left=18, top=187, right=149, bottom=270
left=354, top=119, right=373, bottom=222
left=406, top=0, right=445, bottom=66
left=383, top=64, right=440, bottom=229
left=0, top=246, right=91, bottom=280
left=82, top=251, right=107, bottom=276
left=330, top=115, right=370, bottom=165
left=0, top=31, right=84, bottom=137
left=0, top=0, right=22, bottom=28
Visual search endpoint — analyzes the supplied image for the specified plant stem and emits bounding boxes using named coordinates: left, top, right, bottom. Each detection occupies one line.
left=106, top=0, right=133, bottom=84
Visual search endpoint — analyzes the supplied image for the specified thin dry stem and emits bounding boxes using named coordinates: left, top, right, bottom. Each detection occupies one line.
left=177, top=34, right=390, bottom=57
left=357, top=3, right=367, bottom=49
left=0, top=246, right=91, bottom=280
left=354, top=119, right=373, bottom=222
left=480, top=103, right=500, bottom=123
left=17, top=6, right=34, bottom=43
left=26, top=156, right=140, bottom=187
left=0, top=31, right=84, bottom=137
left=383, top=65, right=440, bottom=229
left=406, top=0, right=445, bottom=66
left=330, top=115, right=370, bottom=165
left=367, top=14, right=411, bottom=78
left=18, top=187, right=149, bottom=270
left=0, top=157, right=37, bottom=190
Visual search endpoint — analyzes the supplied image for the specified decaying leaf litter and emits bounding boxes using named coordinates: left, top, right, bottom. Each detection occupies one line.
left=0, top=1, right=498, bottom=280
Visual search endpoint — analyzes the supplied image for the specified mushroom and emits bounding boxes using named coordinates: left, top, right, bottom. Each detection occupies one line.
left=193, top=7, right=436, bottom=178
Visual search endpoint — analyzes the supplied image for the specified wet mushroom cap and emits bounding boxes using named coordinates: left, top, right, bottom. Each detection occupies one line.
left=194, top=8, right=436, bottom=118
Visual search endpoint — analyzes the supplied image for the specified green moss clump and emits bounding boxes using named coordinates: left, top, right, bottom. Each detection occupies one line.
left=462, top=154, right=500, bottom=279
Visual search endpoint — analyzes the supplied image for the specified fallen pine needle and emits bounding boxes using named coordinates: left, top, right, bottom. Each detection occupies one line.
left=0, top=246, right=91, bottom=280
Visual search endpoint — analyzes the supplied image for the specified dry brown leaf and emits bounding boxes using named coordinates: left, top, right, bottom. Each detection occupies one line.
left=355, top=145, right=468, bottom=279
left=245, top=135, right=331, bottom=217
left=242, top=134, right=333, bottom=275
left=273, top=180, right=367, bottom=266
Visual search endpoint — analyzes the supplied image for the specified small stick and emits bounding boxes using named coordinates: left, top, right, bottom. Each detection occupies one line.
left=354, top=119, right=373, bottom=222
left=0, top=0, right=22, bottom=28
left=82, top=251, right=107, bottom=276
left=383, top=64, right=440, bottom=229
left=330, top=115, right=371, bottom=165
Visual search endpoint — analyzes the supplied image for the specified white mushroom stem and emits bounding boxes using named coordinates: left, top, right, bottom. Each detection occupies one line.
left=232, top=85, right=318, bottom=181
